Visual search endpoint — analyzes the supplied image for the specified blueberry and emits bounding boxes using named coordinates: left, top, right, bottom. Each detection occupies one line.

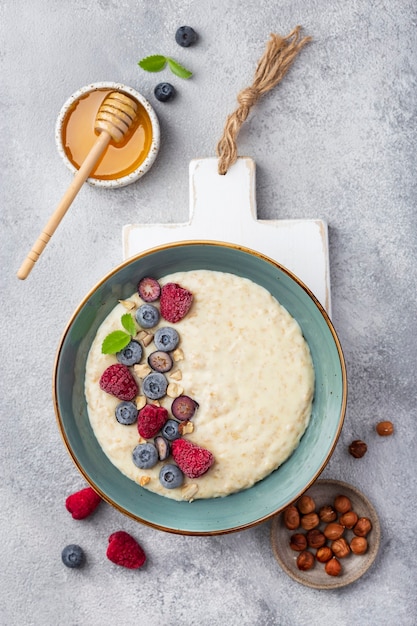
left=175, top=26, right=198, bottom=47
left=138, top=276, right=161, bottom=302
left=115, top=401, right=138, bottom=425
left=154, top=82, right=176, bottom=103
left=154, top=327, right=179, bottom=352
left=61, top=544, right=85, bottom=569
left=171, top=395, right=199, bottom=421
left=132, top=442, right=159, bottom=469
left=148, top=350, right=173, bottom=373
left=135, top=304, right=160, bottom=329
left=116, top=339, right=143, bottom=366
left=142, top=372, right=168, bottom=400
left=159, top=464, right=184, bottom=489
left=154, top=435, right=171, bottom=460
left=161, top=419, right=180, bottom=441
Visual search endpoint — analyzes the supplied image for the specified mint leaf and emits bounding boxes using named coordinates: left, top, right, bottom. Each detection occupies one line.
left=166, top=57, right=192, bottom=79
left=121, top=313, right=136, bottom=336
left=101, top=331, right=131, bottom=355
left=138, top=55, right=167, bottom=72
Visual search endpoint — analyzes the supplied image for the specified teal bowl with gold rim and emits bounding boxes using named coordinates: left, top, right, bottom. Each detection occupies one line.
left=53, top=241, right=347, bottom=535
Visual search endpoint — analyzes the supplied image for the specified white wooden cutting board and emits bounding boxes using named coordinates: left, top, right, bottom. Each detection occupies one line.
left=123, top=157, right=331, bottom=314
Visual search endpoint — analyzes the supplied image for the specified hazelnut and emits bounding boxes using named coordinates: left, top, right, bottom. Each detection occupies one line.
left=289, top=533, right=307, bottom=552
left=339, top=510, right=358, bottom=529
left=331, top=537, right=350, bottom=558
left=353, top=517, right=372, bottom=537
left=300, top=512, right=320, bottom=530
left=296, top=550, right=315, bottom=571
left=350, top=536, right=368, bottom=555
left=325, top=557, right=342, bottom=577
left=306, top=529, right=326, bottom=549
left=283, top=505, right=300, bottom=530
left=349, top=440, right=368, bottom=458
left=297, top=495, right=316, bottom=514
left=316, top=546, right=333, bottom=563
left=319, top=505, right=337, bottom=523
left=376, top=420, right=394, bottom=436
left=334, top=494, right=352, bottom=514
left=323, top=522, right=344, bottom=540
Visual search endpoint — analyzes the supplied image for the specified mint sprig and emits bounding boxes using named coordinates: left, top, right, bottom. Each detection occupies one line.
left=102, top=313, right=136, bottom=355
left=138, top=55, right=192, bottom=79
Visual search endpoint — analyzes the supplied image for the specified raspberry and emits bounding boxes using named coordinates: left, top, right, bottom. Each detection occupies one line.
left=171, top=438, right=214, bottom=479
left=160, top=283, right=193, bottom=323
left=99, top=363, right=138, bottom=401
left=137, top=404, right=168, bottom=439
left=106, top=531, right=146, bottom=569
left=65, top=486, right=102, bottom=520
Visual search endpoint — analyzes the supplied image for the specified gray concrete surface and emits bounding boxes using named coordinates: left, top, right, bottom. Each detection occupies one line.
left=1, top=1, right=416, bottom=625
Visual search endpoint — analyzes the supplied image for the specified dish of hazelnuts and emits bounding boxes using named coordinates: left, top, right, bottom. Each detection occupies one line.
left=271, top=479, right=381, bottom=589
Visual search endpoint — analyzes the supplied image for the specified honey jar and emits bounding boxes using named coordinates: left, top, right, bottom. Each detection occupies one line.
left=55, top=82, right=160, bottom=188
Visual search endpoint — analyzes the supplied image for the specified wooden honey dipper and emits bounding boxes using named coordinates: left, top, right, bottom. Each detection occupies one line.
left=17, top=91, right=138, bottom=280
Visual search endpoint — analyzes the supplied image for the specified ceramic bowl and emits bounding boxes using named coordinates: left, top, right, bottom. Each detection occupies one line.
left=55, top=81, right=160, bottom=188
left=53, top=241, right=347, bottom=535
left=271, top=479, right=381, bottom=588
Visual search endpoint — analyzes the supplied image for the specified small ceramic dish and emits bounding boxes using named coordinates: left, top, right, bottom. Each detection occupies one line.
left=54, top=242, right=347, bottom=535
left=55, top=81, right=160, bottom=188
left=271, top=479, right=381, bottom=589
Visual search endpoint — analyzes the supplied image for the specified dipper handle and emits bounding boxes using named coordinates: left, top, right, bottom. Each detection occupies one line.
left=17, top=91, right=138, bottom=280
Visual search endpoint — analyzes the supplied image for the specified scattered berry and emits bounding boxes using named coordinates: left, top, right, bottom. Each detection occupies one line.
left=154, top=82, right=176, bottom=102
left=132, top=442, right=159, bottom=469
left=61, top=544, right=85, bottom=568
left=161, top=419, right=181, bottom=441
left=171, top=438, right=214, bottom=478
left=148, top=350, right=173, bottom=373
left=106, top=531, right=146, bottom=569
left=116, top=340, right=143, bottom=366
left=142, top=372, right=168, bottom=400
left=65, top=486, right=102, bottom=520
left=171, top=395, right=199, bottom=421
left=154, top=435, right=171, bottom=461
left=137, top=404, right=168, bottom=438
left=135, top=304, right=160, bottom=329
left=115, top=401, right=138, bottom=425
left=99, top=363, right=138, bottom=401
left=138, top=276, right=161, bottom=302
left=175, top=25, right=198, bottom=47
left=160, top=283, right=193, bottom=323
left=154, top=327, right=179, bottom=352
left=159, top=464, right=184, bottom=489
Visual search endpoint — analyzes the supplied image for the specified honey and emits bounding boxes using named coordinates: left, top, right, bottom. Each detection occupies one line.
left=61, top=89, right=153, bottom=180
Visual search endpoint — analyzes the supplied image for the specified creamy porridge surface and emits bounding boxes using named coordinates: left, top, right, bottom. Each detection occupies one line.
left=85, top=270, right=314, bottom=500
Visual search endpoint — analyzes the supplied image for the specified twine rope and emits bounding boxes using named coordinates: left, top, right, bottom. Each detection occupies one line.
left=216, top=26, right=312, bottom=175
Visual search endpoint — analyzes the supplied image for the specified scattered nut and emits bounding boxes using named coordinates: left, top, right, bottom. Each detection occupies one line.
left=376, top=421, right=394, bottom=436
left=350, top=536, right=368, bottom=555
left=181, top=483, right=199, bottom=502
left=170, top=369, right=183, bottom=381
left=349, top=440, right=368, bottom=458
left=325, top=557, right=342, bottom=577
left=134, top=363, right=152, bottom=379
left=319, top=505, right=337, bottom=523
left=296, top=551, right=315, bottom=571
left=339, top=511, right=358, bottom=529
left=316, top=546, right=333, bottom=563
left=178, top=420, right=194, bottom=435
left=331, top=537, right=350, bottom=558
left=323, top=522, right=344, bottom=540
left=283, top=505, right=300, bottom=530
left=118, top=299, right=136, bottom=310
left=136, top=330, right=154, bottom=346
left=297, top=495, right=316, bottom=514
left=289, top=533, right=307, bottom=551
left=167, top=382, right=184, bottom=398
left=139, top=476, right=151, bottom=486
left=172, top=348, right=184, bottom=362
left=334, top=495, right=352, bottom=514
left=300, top=512, right=320, bottom=530
left=353, top=517, right=372, bottom=537
left=135, top=395, right=147, bottom=410
left=306, top=529, right=326, bottom=549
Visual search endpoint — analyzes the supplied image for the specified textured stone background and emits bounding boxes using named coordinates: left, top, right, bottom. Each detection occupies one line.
left=1, top=1, right=416, bottom=624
